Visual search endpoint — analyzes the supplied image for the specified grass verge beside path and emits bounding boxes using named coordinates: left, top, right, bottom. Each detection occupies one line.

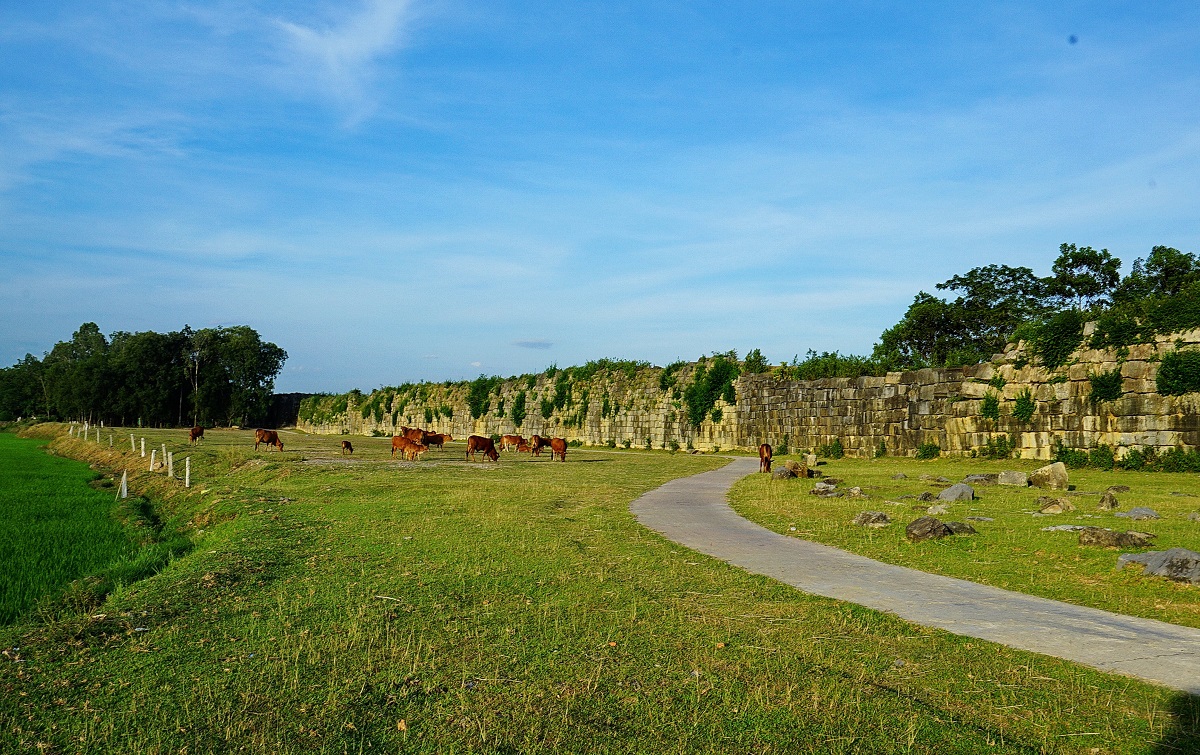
left=729, top=456, right=1200, bottom=630
left=1, top=427, right=1197, bottom=753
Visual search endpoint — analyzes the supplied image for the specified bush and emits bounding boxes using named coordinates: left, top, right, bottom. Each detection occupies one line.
left=978, top=434, right=1016, bottom=459
left=1027, top=309, right=1085, bottom=369
left=915, top=443, right=941, bottom=460
left=1156, top=350, right=1200, bottom=395
left=1089, top=368, right=1124, bottom=403
left=710, top=408, right=723, bottom=423
left=511, top=391, right=527, bottom=428
left=818, top=438, right=845, bottom=459
left=1088, top=444, right=1115, bottom=471
left=424, top=407, right=434, bottom=424
left=981, top=391, right=1001, bottom=420
left=1090, top=308, right=1141, bottom=350
left=668, top=440, right=680, bottom=452
left=1012, top=387, right=1036, bottom=423
left=683, top=355, right=740, bottom=428
left=568, top=439, right=583, bottom=448
left=987, top=375, right=1007, bottom=389
left=1053, top=440, right=1091, bottom=469
left=606, top=438, right=616, bottom=448
left=643, top=437, right=652, bottom=450
left=777, top=433, right=789, bottom=456
left=623, top=439, right=632, bottom=449
left=874, top=440, right=887, bottom=458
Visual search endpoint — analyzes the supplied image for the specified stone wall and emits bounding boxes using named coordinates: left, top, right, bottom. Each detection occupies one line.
left=296, top=328, right=1200, bottom=459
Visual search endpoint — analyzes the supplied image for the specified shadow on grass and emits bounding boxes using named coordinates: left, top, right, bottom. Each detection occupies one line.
left=1155, top=693, right=1200, bottom=753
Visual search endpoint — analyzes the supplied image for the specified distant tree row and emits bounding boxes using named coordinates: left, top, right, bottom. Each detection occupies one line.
left=0, top=323, right=287, bottom=427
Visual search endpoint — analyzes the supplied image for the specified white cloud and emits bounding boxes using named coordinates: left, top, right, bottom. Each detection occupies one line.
left=274, top=0, right=414, bottom=118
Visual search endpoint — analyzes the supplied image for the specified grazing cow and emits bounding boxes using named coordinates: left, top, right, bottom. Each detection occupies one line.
left=341, top=440, right=354, bottom=455
left=500, top=434, right=524, bottom=452
left=420, top=431, right=449, bottom=449
left=759, top=443, right=772, bottom=473
left=254, top=429, right=283, bottom=452
left=549, top=437, right=568, bottom=462
left=466, top=435, right=499, bottom=462
left=189, top=426, right=204, bottom=444
left=529, top=435, right=551, bottom=457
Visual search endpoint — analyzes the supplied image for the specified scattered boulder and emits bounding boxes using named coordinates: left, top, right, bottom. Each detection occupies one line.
left=1118, top=548, right=1200, bottom=585
left=772, top=467, right=797, bottom=480
left=1096, top=491, right=1120, bottom=511
left=823, top=477, right=844, bottom=486
left=1170, top=491, right=1197, bottom=498
left=1037, top=496, right=1075, bottom=514
left=1115, top=507, right=1161, bottom=521
left=944, top=521, right=978, bottom=535
left=926, top=504, right=950, bottom=516
left=1078, top=527, right=1157, bottom=548
left=1029, top=462, right=1069, bottom=490
left=938, top=483, right=975, bottom=502
left=934, top=476, right=952, bottom=484
left=1188, top=512, right=1200, bottom=523
left=965, top=516, right=994, bottom=522
left=906, top=516, right=952, bottom=543
left=917, top=492, right=937, bottom=502
left=998, top=470, right=1029, bottom=487
left=963, top=473, right=998, bottom=485
left=891, top=473, right=908, bottom=480
left=809, top=482, right=840, bottom=497
left=848, top=486, right=868, bottom=498
left=852, top=511, right=891, bottom=528
left=1107, top=485, right=1131, bottom=494
left=784, top=459, right=808, bottom=478
left=1042, top=524, right=1089, bottom=532
left=804, top=453, right=818, bottom=467
left=919, top=474, right=936, bottom=481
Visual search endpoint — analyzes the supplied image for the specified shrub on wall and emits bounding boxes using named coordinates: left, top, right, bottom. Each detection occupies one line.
left=976, top=434, right=1016, bottom=459
left=1089, top=368, right=1124, bottom=403
left=511, top=391, right=527, bottom=428
left=981, top=391, right=1001, bottom=420
left=1012, top=387, right=1036, bottom=423
left=1156, top=350, right=1200, bottom=395
left=874, top=440, right=887, bottom=458
left=818, top=438, right=845, bottom=459
left=915, top=443, right=941, bottom=460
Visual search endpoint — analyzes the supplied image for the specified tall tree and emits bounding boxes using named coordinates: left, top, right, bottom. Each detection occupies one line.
left=1049, top=243, right=1121, bottom=309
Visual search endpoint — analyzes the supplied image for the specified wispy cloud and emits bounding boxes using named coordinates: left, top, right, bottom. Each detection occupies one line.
left=274, top=0, right=414, bottom=119
left=513, top=340, right=553, bottom=350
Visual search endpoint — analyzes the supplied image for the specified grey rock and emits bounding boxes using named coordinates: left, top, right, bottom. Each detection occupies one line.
left=1097, top=491, right=1120, bottom=511
left=917, top=491, right=937, bottom=502
left=848, top=486, right=868, bottom=498
left=919, top=474, right=936, bottom=481
left=963, top=473, right=998, bottom=485
left=1030, top=462, right=1069, bottom=491
left=823, top=477, right=845, bottom=486
left=891, top=473, right=908, bottom=480
left=998, top=470, right=1029, bottom=487
left=1170, top=491, right=1198, bottom=498
left=906, top=516, right=952, bottom=543
left=965, top=516, right=994, bottom=522
left=938, top=483, right=975, bottom=502
left=852, top=511, right=891, bottom=528
left=1078, top=528, right=1157, bottom=548
left=1115, top=507, right=1161, bottom=521
left=803, top=453, right=817, bottom=467
left=809, top=482, right=840, bottom=497
left=1188, top=512, right=1200, bottom=523
left=772, top=467, right=797, bottom=480
left=1042, top=524, right=1090, bottom=532
left=944, top=521, right=978, bottom=535
left=1118, top=548, right=1200, bottom=585
left=926, top=504, right=950, bottom=516
left=935, top=476, right=952, bottom=483
left=1107, top=485, right=1131, bottom=494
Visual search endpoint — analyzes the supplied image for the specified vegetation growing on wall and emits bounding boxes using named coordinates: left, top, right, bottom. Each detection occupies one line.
left=683, top=353, right=739, bottom=428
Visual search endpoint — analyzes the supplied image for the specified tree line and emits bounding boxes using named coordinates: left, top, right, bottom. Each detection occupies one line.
left=0, top=323, right=287, bottom=428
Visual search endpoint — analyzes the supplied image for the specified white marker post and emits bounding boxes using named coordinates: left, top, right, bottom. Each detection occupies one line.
left=140, top=438, right=145, bottom=457
left=161, top=444, right=167, bottom=467
left=185, top=457, right=191, bottom=488
left=118, top=470, right=128, bottom=500
left=109, top=434, right=112, bottom=448
left=130, top=434, right=136, bottom=452
left=167, top=452, right=174, bottom=478
left=149, top=449, right=156, bottom=472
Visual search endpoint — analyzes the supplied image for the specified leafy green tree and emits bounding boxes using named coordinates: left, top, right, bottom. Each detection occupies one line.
left=1049, top=243, right=1121, bottom=309
left=742, top=348, right=769, bottom=374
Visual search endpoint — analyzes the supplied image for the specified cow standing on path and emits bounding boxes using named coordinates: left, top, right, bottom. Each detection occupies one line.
left=759, top=443, right=772, bottom=473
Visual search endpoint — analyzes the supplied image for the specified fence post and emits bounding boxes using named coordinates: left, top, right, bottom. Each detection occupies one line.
left=150, top=449, right=156, bottom=472
left=109, top=434, right=112, bottom=448
left=140, top=438, right=145, bottom=457
left=167, top=452, right=174, bottom=478
left=161, top=444, right=167, bottom=466
left=118, top=470, right=128, bottom=500
left=130, top=434, right=136, bottom=452
left=185, top=457, right=191, bottom=488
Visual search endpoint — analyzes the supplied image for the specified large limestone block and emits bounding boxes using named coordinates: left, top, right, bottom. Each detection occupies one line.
left=1029, top=462, right=1069, bottom=490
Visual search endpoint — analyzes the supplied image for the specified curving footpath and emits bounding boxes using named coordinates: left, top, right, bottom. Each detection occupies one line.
left=631, top=456, right=1200, bottom=694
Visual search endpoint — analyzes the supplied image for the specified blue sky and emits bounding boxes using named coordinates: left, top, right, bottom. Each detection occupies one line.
left=2, top=1, right=1198, bottom=392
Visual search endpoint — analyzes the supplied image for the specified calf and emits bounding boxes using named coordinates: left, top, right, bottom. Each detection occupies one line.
left=341, top=440, right=354, bottom=455
left=549, top=437, right=568, bottom=462
left=189, top=426, right=204, bottom=444
left=759, top=443, right=772, bottom=473
left=404, top=441, right=427, bottom=461
left=466, top=435, right=499, bottom=461
left=254, top=429, right=283, bottom=452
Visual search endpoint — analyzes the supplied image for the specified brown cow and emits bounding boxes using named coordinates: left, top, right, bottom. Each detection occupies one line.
left=529, top=434, right=551, bottom=457
left=404, top=427, right=426, bottom=442
left=420, top=431, right=449, bottom=449
left=500, top=434, right=524, bottom=452
left=189, top=426, right=204, bottom=444
left=516, top=441, right=532, bottom=453
left=549, top=437, right=568, bottom=462
left=466, top=435, right=499, bottom=461
left=406, top=441, right=428, bottom=461
left=341, top=440, right=354, bottom=455
left=391, top=435, right=411, bottom=459
left=759, top=443, right=772, bottom=473
left=254, top=429, right=283, bottom=452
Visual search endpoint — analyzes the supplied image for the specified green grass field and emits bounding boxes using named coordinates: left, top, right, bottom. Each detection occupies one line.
left=1, top=427, right=1197, bottom=753
left=0, top=434, right=144, bottom=624
left=729, top=455, right=1200, bottom=630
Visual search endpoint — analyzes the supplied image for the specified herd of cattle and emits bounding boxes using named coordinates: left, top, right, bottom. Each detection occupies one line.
left=185, top=425, right=569, bottom=462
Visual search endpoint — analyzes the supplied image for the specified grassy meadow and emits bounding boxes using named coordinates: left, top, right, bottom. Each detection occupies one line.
left=1, top=426, right=1197, bottom=753
left=729, top=455, right=1200, bottom=630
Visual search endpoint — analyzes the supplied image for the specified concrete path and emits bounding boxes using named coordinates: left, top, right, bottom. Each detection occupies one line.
left=631, top=456, right=1200, bottom=694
